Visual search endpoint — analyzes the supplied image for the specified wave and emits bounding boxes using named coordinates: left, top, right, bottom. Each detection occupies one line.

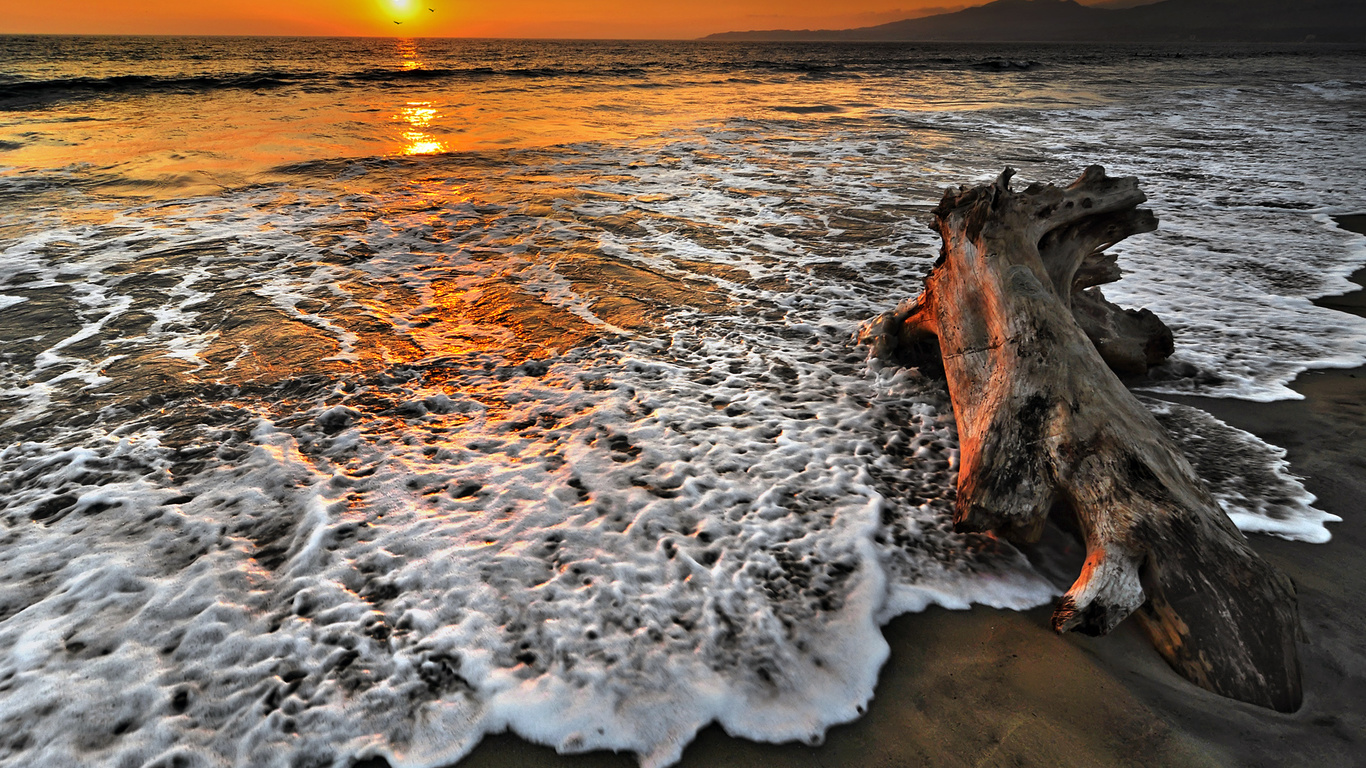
left=0, top=65, right=669, bottom=108
left=0, top=52, right=1082, bottom=110
left=17, top=47, right=1319, bottom=111
left=970, top=58, right=1043, bottom=71
left=0, top=71, right=326, bottom=108
left=344, top=64, right=652, bottom=83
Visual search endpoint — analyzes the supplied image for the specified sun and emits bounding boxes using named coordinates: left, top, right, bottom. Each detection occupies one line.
left=384, top=0, right=420, bottom=22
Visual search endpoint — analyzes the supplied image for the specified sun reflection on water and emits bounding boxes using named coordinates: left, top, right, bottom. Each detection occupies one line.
left=395, top=101, right=448, bottom=155
left=395, top=39, right=422, bottom=70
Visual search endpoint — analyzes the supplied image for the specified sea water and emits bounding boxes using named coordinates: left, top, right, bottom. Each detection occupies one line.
left=0, top=38, right=1362, bottom=767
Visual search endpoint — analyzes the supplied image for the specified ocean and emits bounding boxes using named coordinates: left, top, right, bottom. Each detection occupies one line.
left=0, top=37, right=1362, bottom=768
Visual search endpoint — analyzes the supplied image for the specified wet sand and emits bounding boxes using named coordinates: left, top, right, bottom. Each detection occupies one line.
left=447, top=218, right=1366, bottom=768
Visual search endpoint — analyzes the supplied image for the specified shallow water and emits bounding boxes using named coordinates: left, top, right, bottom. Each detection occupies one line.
left=0, top=37, right=1362, bottom=768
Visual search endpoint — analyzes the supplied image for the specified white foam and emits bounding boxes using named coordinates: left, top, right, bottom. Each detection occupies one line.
left=1141, top=397, right=1338, bottom=543
left=0, top=323, right=1050, bottom=767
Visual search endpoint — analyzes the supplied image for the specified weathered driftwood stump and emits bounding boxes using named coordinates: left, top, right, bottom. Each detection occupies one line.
left=859, top=167, right=1301, bottom=711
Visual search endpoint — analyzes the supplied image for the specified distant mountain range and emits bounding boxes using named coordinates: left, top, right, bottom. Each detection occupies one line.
left=702, top=0, right=1366, bottom=43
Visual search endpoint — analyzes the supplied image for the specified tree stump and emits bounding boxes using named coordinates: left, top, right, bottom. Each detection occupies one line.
left=859, top=167, right=1301, bottom=711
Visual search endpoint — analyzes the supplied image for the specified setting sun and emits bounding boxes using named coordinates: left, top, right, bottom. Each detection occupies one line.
left=385, top=0, right=418, bottom=20
left=376, top=0, right=437, bottom=31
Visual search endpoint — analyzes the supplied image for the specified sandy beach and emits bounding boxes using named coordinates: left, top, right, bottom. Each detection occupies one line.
left=448, top=218, right=1366, bottom=768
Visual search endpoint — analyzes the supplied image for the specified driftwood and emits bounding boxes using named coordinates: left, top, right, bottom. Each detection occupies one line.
left=859, top=167, right=1301, bottom=711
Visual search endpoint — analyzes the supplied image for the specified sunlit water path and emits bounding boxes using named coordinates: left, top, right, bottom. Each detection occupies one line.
left=0, top=37, right=1363, bottom=767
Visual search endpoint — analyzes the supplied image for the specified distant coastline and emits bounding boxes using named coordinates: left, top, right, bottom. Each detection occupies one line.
left=701, top=0, right=1366, bottom=43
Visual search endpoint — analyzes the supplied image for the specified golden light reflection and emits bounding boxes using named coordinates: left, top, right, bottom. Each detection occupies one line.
left=395, top=39, right=422, bottom=70
left=394, top=101, right=448, bottom=156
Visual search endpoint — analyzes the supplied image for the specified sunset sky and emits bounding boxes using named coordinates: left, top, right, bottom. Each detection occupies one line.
left=2, top=0, right=1121, bottom=39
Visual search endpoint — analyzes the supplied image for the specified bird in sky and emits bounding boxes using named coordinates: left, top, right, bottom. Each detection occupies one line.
left=394, top=20, right=402, bottom=24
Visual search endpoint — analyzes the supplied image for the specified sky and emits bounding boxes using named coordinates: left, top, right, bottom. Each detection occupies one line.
left=0, top=0, right=1122, bottom=39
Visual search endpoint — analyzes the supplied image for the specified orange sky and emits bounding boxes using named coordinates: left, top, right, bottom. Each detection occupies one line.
left=0, top=0, right=999, bottom=38
left=2, top=0, right=1132, bottom=39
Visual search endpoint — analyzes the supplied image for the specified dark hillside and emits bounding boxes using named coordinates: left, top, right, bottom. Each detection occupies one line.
left=703, top=0, right=1366, bottom=43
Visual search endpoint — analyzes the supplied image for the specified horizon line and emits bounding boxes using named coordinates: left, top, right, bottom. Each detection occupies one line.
left=0, top=33, right=1351, bottom=44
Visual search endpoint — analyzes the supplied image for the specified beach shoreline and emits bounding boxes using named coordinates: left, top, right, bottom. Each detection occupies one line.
left=445, top=218, right=1366, bottom=768
left=448, top=384, right=1364, bottom=768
